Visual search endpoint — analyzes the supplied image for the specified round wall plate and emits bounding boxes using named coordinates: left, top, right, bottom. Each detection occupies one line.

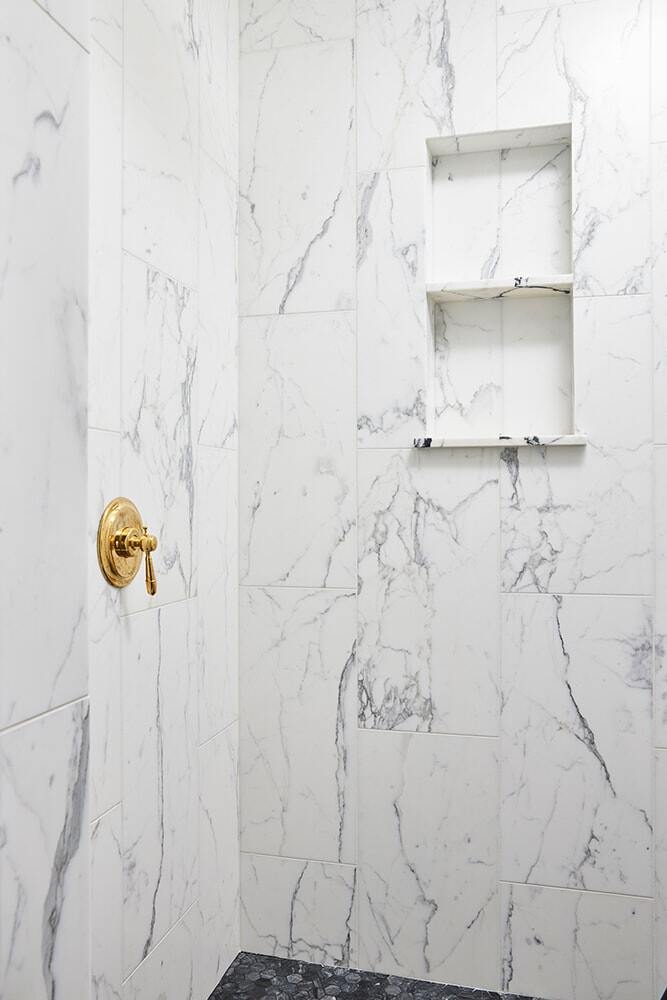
left=97, top=496, right=143, bottom=588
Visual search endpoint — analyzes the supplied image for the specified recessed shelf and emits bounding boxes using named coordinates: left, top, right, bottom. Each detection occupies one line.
left=426, top=274, right=573, bottom=303
left=414, top=434, right=587, bottom=449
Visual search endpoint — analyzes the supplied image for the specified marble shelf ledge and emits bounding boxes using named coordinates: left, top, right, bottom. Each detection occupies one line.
left=426, top=274, right=573, bottom=302
left=414, top=434, right=587, bottom=449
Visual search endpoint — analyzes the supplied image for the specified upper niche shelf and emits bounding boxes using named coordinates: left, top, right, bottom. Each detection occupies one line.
left=426, top=274, right=573, bottom=303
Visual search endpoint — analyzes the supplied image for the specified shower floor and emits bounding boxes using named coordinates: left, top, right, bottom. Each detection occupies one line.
left=209, top=952, right=537, bottom=1000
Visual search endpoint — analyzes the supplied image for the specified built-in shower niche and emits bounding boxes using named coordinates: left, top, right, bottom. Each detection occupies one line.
left=419, top=123, right=586, bottom=448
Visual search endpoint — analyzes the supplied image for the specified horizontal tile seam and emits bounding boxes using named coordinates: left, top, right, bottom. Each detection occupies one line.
left=31, top=0, right=89, bottom=54
left=199, top=716, right=239, bottom=750
left=240, top=35, right=354, bottom=57
left=121, top=898, right=198, bottom=985
left=0, top=695, right=89, bottom=739
left=240, top=850, right=356, bottom=869
left=498, top=879, right=653, bottom=902
left=90, top=800, right=122, bottom=826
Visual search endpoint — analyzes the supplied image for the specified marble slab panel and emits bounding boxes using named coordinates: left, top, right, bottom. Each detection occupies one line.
left=241, top=854, right=358, bottom=968
left=198, top=152, right=238, bottom=450
left=197, top=723, right=240, bottom=999
left=653, top=142, right=667, bottom=444
left=239, top=40, right=354, bottom=315
left=122, top=601, right=198, bottom=977
left=198, top=0, right=239, bottom=178
left=501, top=594, right=653, bottom=896
left=656, top=447, right=667, bottom=748
left=500, top=883, right=652, bottom=1000
left=357, top=168, right=428, bottom=447
left=653, top=0, right=667, bottom=142
left=90, top=38, right=122, bottom=432
left=0, top=701, right=89, bottom=1000
left=240, top=587, right=356, bottom=862
left=497, top=0, right=650, bottom=296
left=240, top=0, right=355, bottom=51
left=358, top=731, right=499, bottom=989
left=357, top=0, right=497, bottom=171
left=91, top=805, right=122, bottom=1000
left=0, top=1, right=87, bottom=727
left=88, top=429, right=122, bottom=820
left=501, top=295, right=652, bottom=595
left=198, top=447, right=239, bottom=743
left=120, top=253, right=197, bottom=614
left=240, top=312, right=355, bottom=588
left=358, top=448, right=499, bottom=736
left=656, top=750, right=667, bottom=998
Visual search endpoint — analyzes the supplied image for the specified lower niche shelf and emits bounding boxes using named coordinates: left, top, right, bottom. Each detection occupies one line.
left=414, top=434, right=587, bottom=449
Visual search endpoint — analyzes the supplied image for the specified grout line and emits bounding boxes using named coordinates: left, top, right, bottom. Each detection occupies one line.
left=30, top=0, right=89, bottom=53
left=240, top=849, right=357, bottom=869
left=498, top=879, right=653, bottom=902
left=357, top=727, right=499, bottom=740
left=119, top=595, right=195, bottom=620
left=121, top=899, right=199, bottom=985
left=0, top=695, right=88, bottom=739
left=91, top=800, right=122, bottom=827
left=198, top=717, right=239, bottom=751
left=239, top=583, right=355, bottom=593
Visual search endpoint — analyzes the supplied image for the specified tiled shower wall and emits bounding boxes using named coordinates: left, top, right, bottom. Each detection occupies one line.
left=88, top=1, right=239, bottom=998
left=238, top=2, right=667, bottom=998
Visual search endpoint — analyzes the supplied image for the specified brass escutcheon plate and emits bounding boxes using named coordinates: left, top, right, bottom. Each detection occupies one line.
left=97, top=496, right=144, bottom=588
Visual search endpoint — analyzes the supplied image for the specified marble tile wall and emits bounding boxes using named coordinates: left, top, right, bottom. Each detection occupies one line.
left=1, top=3, right=89, bottom=998
left=88, top=1, right=240, bottom=998
left=238, top=2, right=666, bottom=999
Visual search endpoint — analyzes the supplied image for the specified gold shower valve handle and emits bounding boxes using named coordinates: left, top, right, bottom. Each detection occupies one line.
left=97, top=498, right=159, bottom=595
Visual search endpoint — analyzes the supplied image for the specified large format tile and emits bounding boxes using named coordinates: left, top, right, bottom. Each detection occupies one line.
left=121, top=253, right=197, bottom=614
left=91, top=805, right=122, bottom=1000
left=34, top=0, right=89, bottom=47
left=0, top=2, right=87, bottom=727
left=357, top=168, right=427, bottom=447
left=653, top=142, right=667, bottom=444
left=501, top=295, right=652, bottom=595
left=358, top=449, right=499, bottom=736
left=657, top=447, right=667, bottom=747
left=241, top=588, right=356, bottom=862
left=90, top=39, right=122, bottom=432
left=657, top=751, right=667, bottom=998
left=197, top=723, right=241, bottom=999
left=198, top=447, right=239, bottom=743
left=356, top=0, right=496, bottom=171
left=358, top=731, right=499, bottom=988
left=239, top=40, right=354, bottom=315
left=653, top=0, right=667, bottom=142
left=198, top=152, right=238, bottom=450
left=501, top=883, right=652, bottom=1000
left=240, top=0, right=355, bottom=51
left=241, top=854, right=358, bottom=968
left=88, top=429, right=122, bottom=820
left=498, top=0, right=650, bottom=296
left=122, top=907, right=198, bottom=1000
left=122, top=602, right=198, bottom=977
left=501, top=595, right=653, bottom=896
left=240, top=312, right=355, bottom=588
left=198, top=0, right=239, bottom=178
left=91, top=0, right=122, bottom=63
left=0, top=701, right=89, bottom=1000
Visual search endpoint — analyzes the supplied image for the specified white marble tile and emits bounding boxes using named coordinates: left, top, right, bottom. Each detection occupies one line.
left=358, top=731, right=499, bottom=988
left=501, top=883, right=652, bottom=1000
left=198, top=152, right=238, bottom=450
left=198, top=447, right=239, bottom=743
left=653, top=0, right=667, bottom=142
left=357, top=169, right=428, bottom=447
left=123, top=85, right=198, bottom=288
left=240, top=0, right=355, bottom=51
left=653, top=143, right=667, bottom=443
left=0, top=2, right=87, bottom=727
left=657, top=750, right=667, bottom=997
left=357, top=0, right=497, bottom=171
left=197, top=723, right=240, bottom=998
left=122, top=602, right=198, bottom=977
left=433, top=300, right=503, bottom=438
left=122, top=907, right=198, bottom=1000
left=197, top=0, right=239, bottom=177
left=239, top=41, right=355, bottom=315
left=240, top=312, right=355, bottom=588
left=34, top=0, right=89, bottom=47
left=124, top=0, right=198, bottom=151
left=0, top=701, right=90, bottom=1000
left=241, top=854, right=357, bottom=967
left=91, top=0, right=122, bottom=63
left=88, top=430, right=122, bottom=820
left=497, top=143, right=571, bottom=277
left=430, top=150, right=500, bottom=281
left=497, top=1, right=589, bottom=19
left=240, top=588, right=356, bottom=862
left=501, top=594, right=653, bottom=896
left=497, top=0, right=650, bottom=296
left=501, top=295, right=652, bottom=595
left=120, top=253, right=197, bottom=614
left=656, top=447, right=667, bottom=748
left=90, top=39, right=122, bottom=432
left=358, top=449, right=499, bottom=736
left=91, top=806, right=122, bottom=1000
